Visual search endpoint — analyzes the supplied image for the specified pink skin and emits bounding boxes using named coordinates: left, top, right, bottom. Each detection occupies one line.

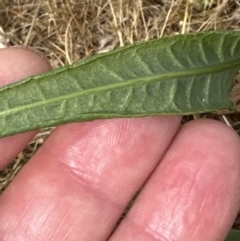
left=0, top=48, right=239, bottom=241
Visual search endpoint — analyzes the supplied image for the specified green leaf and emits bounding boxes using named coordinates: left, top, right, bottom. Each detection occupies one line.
left=0, top=31, right=240, bottom=137
left=225, top=229, right=240, bottom=241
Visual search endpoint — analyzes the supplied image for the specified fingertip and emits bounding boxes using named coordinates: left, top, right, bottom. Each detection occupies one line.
left=0, top=47, right=52, bottom=86
left=181, top=118, right=240, bottom=171
left=182, top=118, right=239, bottom=142
left=170, top=118, right=240, bottom=239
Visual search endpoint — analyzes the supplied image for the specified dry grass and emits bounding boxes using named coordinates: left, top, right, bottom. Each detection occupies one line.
left=0, top=0, right=240, bottom=229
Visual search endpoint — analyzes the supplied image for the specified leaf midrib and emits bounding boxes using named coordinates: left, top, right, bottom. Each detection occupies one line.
left=1, top=58, right=240, bottom=117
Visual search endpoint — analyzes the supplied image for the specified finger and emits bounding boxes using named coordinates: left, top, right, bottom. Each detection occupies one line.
left=110, top=119, right=240, bottom=241
left=0, top=116, right=181, bottom=240
left=0, top=47, right=51, bottom=169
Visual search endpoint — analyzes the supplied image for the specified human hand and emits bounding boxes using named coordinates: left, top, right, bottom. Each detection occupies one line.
left=0, top=48, right=239, bottom=241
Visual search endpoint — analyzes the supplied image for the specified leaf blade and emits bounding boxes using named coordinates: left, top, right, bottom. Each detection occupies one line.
left=0, top=31, right=240, bottom=137
left=225, top=229, right=240, bottom=241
